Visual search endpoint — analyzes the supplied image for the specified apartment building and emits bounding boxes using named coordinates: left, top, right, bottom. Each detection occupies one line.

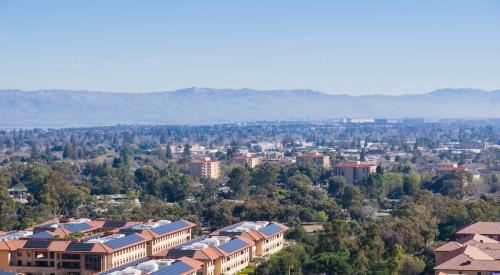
left=232, top=155, right=260, bottom=168
left=333, top=162, right=377, bottom=184
left=106, top=256, right=203, bottom=275
left=0, top=219, right=195, bottom=275
left=209, top=221, right=288, bottom=258
left=166, top=235, right=254, bottom=275
left=189, top=158, right=221, bottom=179
left=296, top=152, right=330, bottom=168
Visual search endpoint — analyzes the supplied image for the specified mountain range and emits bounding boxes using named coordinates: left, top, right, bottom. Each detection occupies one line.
left=0, top=88, right=499, bottom=127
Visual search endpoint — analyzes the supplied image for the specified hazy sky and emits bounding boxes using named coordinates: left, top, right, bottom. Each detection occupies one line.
left=1, top=0, right=499, bottom=95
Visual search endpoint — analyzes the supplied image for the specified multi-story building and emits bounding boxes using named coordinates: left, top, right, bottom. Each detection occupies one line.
left=166, top=235, right=254, bottom=275
left=209, top=221, right=288, bottom=258
left=296, top=152, right=330, bottom=168
left=189, top=158, right=221, bottom=179
left=333, top=162, right=377, bottom=184
left=0, top=219, right=196, bottom=275
left=434, top=222, right=500, bottom=274
left=232, top=155, right=260, bottom=168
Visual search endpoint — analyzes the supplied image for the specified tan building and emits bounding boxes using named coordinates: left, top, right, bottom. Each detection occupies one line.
left=232, top=156, right=260, bottom=168
left=167, top=235, right=254, bottom=275
left=296, top=152, right=330, bottom=168
left=0, top=219, right=196, bottom=274
left=190, top=158, right=221, bottom=179
left=209, top=221, right=288, bottom=258
left=333, top=162, right=377, bottom=184
left=434, top=222, right=500, bottom=274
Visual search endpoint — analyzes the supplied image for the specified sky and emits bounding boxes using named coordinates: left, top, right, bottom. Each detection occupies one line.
left=0, top=0, right=499, bottom=95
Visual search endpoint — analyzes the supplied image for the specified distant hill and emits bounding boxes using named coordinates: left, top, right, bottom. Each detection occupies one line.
left=0, top=87, right=499, bottom=127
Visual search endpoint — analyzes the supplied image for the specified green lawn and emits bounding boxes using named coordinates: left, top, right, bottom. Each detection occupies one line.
left=236, top=266, right=256, bottom=275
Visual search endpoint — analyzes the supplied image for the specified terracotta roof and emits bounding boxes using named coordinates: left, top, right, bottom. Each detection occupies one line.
left=334, top=162, right=377, bottom=168
left=434, top=241, right=464, bottom=252
left=0, top=240, right=26, bottom=251
left=457, top=222, right=500, bottom=235
left=434, top=246, right=500, bottom=271
left=457, top=233, right=499, bottom=245
left=176, top=256, right=204, bottom=270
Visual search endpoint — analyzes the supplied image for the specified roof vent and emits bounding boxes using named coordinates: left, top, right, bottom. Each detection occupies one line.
left=460, top=260, right=471, bottom=266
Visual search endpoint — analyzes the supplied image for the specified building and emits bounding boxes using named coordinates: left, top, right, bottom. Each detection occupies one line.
left=434, top=233, right=500, bottom=274
left=296, top=152, right=330, bottom=168
left=166, top=235, right=254, bottom=275
left=189, top=158, right=221, bottom=179
left=232, top=155, right=260, bottom=168
left=106, top=257, right=203, bottom=275
left=435, top=164, right=468, bottom=176
left=333, top=162, right=377, bottom=184
left=0, top=219, right=195, bottom=274
left=456, top=222, right=500, bottom=241
left=209, top=221, right=288, bottom=258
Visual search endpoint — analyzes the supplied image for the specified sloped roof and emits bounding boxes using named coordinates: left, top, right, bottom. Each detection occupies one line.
left=434, top=245, right=500, bottom=271
left=457, top=222, right=500, bottom=235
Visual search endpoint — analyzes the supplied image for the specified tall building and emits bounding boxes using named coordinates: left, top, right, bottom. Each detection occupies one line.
left=333, top=162, right=377, bottom=184
left=232, top=155, right=260, bottom=168
left=189, top=158, right=221, bottom=179
left=296, top=152, right=330, bottom=168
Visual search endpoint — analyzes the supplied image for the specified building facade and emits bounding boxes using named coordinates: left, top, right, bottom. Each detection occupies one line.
left=189, top=159, right=221, bottom=179
left=296, top=153, right=330, bottom=168
left=333, top=162, right=377, bottom=184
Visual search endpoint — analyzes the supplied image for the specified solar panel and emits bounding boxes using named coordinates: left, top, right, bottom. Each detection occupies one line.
left=24, top=239, right=51, bottom=249
left=27, top=231, right=54, bottom=239
left=166, top=248, right=196, bottom=259
left=218, top=239, right=248, bottom=253
left=152, top=261, right=193, bottom=275
left=151, top=220, right=189, bottom=235
left=104, top=234, right=144, bottom=249
left=103, top=220, right=127, bottom=228
left=258, top=223, right=284, bottom=237
left=66, top=242, right=95, bottom=251
left=63, top=222, right=93, bottom=233
left=0, top=270, right=17, bottom=275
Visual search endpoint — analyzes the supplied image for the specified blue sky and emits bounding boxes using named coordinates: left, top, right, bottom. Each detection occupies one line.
left=0, top=0, right=499, bottom=95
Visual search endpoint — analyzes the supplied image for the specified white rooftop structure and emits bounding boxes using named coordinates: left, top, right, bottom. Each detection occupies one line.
left=108, top=259, right=175, bottom=275
left=0, top=231, right=33, bottom=240
left=128, top=220, right=171, bottom=230
left=181, top=236, right=231, bottom=250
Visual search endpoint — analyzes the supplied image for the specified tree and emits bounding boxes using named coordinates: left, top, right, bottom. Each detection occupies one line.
left=251, top=163, right=280, bottom=191
left=226, top=167, right=251, bottom=198
left=183, top=143, right=191, bottom=158
left=134, top=167, right=160, bottom=195
left=327, top=176, right=345, bottom=197
left=165, top=143, right=173, bottom=160
left=303, top=252, right=352, bottom=275
left=403, top=171, right=421, bottom=196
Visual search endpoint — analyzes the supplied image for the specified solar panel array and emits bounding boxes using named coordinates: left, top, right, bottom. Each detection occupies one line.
left=259, top=223, right=283, bottom=237
left=28, top=231, right=54, bottom=239
left=152, top=261, right=193, bottom=275
left=218, top=239, right=248, bottom=253
left=63, top=222, right=94, bottom=233
left=151, top=220, right=189, bottom=235
left=166, top=248, right=196, bottom=259
left=67, top=242, right=95, bottom=252
left=103, top=220, right=127, bottom=228
left=104, top=234, right=144, bottom=249
left=24, top=239, right=51, bottom=249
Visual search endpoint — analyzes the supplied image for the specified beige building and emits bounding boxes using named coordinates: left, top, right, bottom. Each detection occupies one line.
left=190, top=158, right=221, bottom=179
left=209, top=221, right=288, bottom=258
left=167, top=235, right=254, bottom=275
left=232, top=156, right=260, bottom=168
left=0, top=219, right=195, bottom=274
left=333, top=162, right=377, bottom=184
left=434, top=222, right=500, bottom=275
left=296, top=152, right=330, bottom=168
